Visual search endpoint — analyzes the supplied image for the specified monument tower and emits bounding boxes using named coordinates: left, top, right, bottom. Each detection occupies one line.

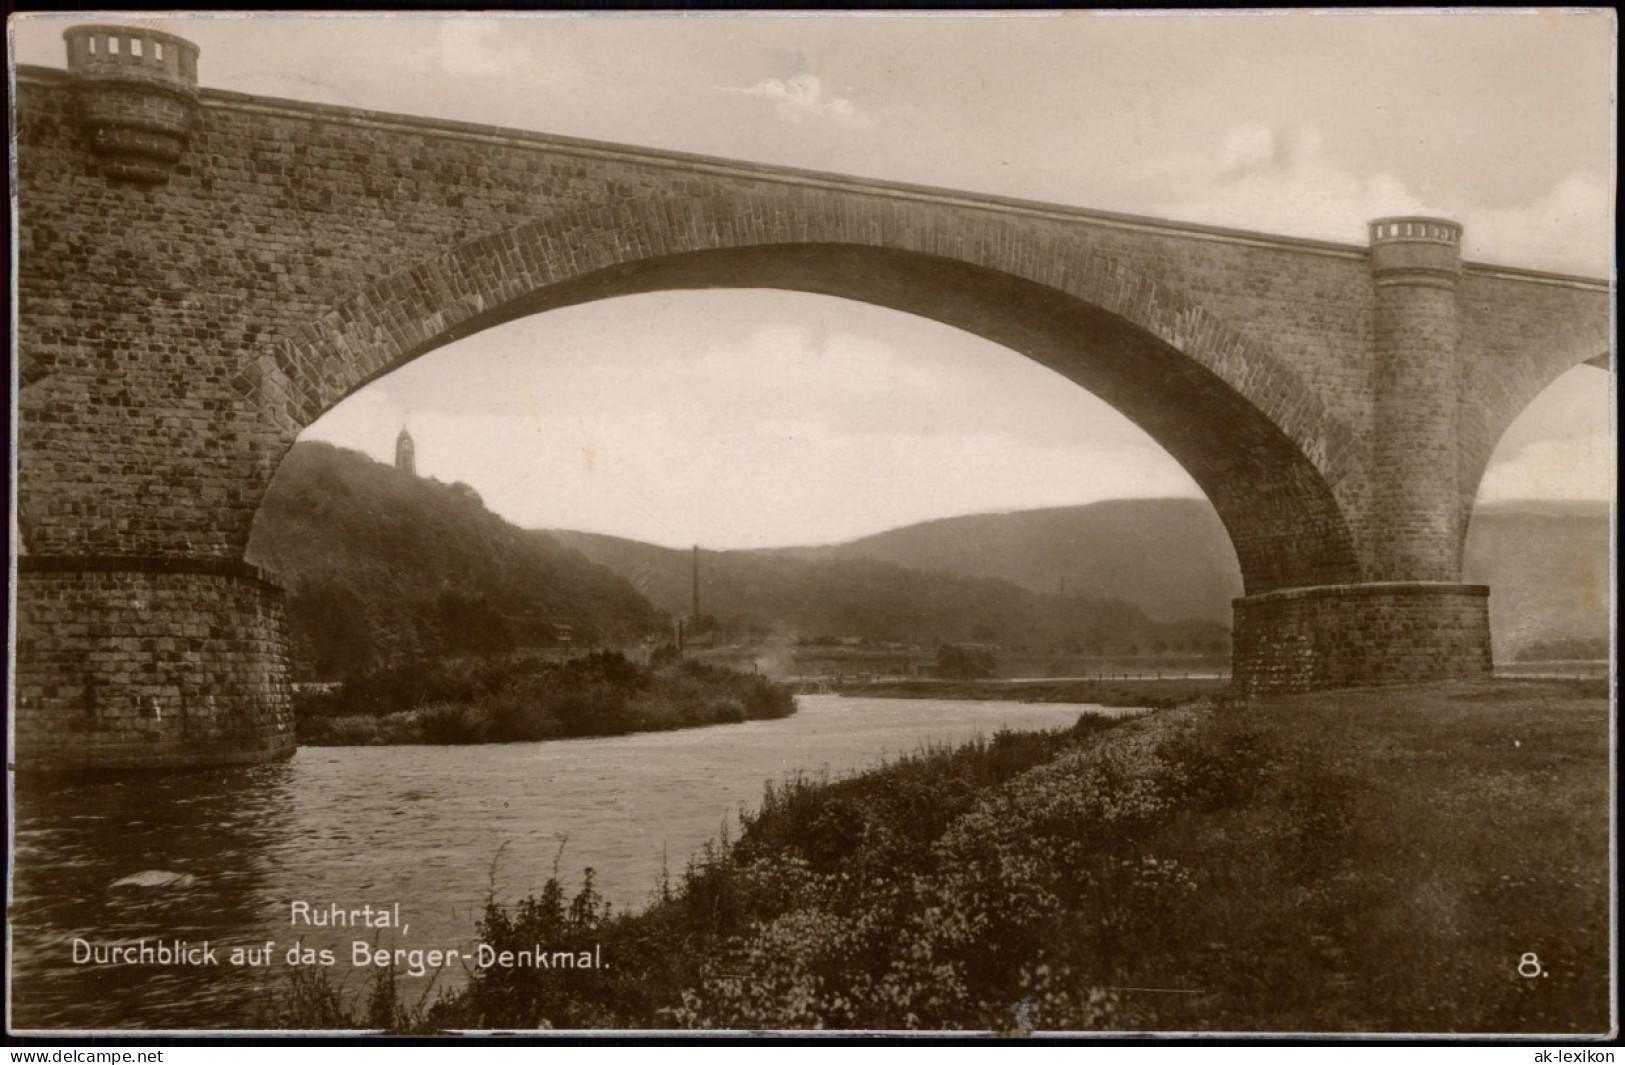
left=395, top=426, right=416, bottom=476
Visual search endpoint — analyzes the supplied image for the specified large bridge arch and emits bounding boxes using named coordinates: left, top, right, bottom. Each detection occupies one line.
left=259, top=202, right=1359, bottom=596
left=1461, top=362, right=1613, bottom=664
left=1455, top=307, right=1613, bottom=549
left=13, top=24, right=1612, bottom=769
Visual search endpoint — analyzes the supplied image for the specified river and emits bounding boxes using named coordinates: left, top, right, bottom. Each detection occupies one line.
left=9, top=694, right=1135, bottom=1032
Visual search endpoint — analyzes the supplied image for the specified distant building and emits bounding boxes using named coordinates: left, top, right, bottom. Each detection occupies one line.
left=395, top=426, right=416, bottom=476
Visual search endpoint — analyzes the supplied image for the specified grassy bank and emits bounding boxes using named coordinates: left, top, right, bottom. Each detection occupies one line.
left=273, top=677, right=1611, bottom=1033
left=295, top=653, right=794, bottom=745
left=839, top=676, right=1228, bottom=708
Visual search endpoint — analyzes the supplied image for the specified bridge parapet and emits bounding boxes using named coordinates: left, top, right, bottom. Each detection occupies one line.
left=63, top=24, right=200, bottom=183
left=1369, top=217, right=1462, bottom=244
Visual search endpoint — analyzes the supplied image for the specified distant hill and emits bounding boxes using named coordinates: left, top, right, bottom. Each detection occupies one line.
left=551, top=495, right=1610, bottom=664
left=1464, top=501, right=1611, bottom=661
left=542, top=529, right=1228, bottom=657
left=784, top=497, right=1610, bottom=662
left=249, top=442, right=1606, bottom=679
left=247, top=442, right=664, bottom=679
left=778, top=498, right=1243, bottom=624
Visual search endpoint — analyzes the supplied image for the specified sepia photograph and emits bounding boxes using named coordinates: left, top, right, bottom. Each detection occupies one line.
left=6, top=8, right=1616, bottom=1040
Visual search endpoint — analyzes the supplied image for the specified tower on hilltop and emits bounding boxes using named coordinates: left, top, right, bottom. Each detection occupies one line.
left=395, top=427, right=416, bottom=476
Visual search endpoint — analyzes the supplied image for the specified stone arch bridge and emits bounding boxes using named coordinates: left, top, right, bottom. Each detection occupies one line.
left=12, top=26, right=1612, bottom=769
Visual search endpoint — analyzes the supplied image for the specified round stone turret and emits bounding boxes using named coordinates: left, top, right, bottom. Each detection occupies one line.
left=64, top=24, right=201, bottom=184
left=1368, top=216, right=1462, bottom=288
left=1367, top=215, right=1465, bottom=582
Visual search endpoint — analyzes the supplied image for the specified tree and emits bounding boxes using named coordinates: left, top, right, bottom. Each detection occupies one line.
left=287, top=577, right=374, bottom=681
left=433, top=590, right=516, bottom=656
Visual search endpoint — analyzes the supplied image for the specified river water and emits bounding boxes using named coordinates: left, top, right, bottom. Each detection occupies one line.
left=9, top=695, right=1131, bottom=1032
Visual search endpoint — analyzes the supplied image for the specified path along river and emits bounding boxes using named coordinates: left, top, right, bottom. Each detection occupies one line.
left=9, top=694, right=1139, bottom=1031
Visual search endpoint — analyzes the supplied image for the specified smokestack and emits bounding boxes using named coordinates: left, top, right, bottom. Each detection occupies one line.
left=692, top=545, right=701, bottom=619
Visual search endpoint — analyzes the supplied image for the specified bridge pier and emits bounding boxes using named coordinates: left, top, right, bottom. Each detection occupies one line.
left=1231, top=583, right=1492, bottom=695
left=13, top=559, right=295, bottom=772
left=1232, top=218, right=1494, bottom=696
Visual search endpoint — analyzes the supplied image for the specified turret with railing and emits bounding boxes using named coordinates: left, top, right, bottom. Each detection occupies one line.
left=63, top=24, right=201, bottom=183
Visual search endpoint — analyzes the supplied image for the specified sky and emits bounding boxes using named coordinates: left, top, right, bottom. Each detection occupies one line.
left=12, top=10, right=1617, bottom=548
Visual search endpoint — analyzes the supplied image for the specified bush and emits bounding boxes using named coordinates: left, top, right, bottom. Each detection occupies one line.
left=438, top=872, right=617, bottom=1030
left=276, top=683, right=1611, bottom=1034
left=295, top=653, right=797, bottom=746
left=415, top=702, right=488, bottom=745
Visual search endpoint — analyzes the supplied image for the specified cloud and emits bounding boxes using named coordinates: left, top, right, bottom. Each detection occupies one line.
left=433, top=19, right=579, bottom=85
left=298, top=291, right=1202, bottom=548
left=1476, top=437, right=1616, bottom=504
left=721, top=73, right=875, bottom=129
left=1136, top=123, right=1612, bottom=276
left=1477, top=365, right=1615, bottom=503
left=1212, top=123, right=1325, bottom=183
left=1458, top=173, right=1613, bottom=275
left=1141, top=122, right=1433, bottom=245
left=355, top=292, right=1091, bottom=443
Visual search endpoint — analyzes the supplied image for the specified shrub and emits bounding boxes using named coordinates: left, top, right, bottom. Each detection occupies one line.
left=278, top=683, right=1610, bottom=1034
left=295, top=653, right=797, bottom=746
left=415, top=702, right=488, bottom=745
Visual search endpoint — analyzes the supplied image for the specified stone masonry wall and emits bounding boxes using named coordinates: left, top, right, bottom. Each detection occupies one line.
left=13, top=562, right=295, bottom=771
left=14, top=67, right=1373, bottom=579
left=1232, top=583, right=1493, bottom=695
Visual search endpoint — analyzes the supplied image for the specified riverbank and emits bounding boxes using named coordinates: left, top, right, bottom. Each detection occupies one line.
left=837, top=676, right=1228, bottom=708
left=295, top=653, right=794, bottom=745
left=276, top=676, right=1610, bottom=1033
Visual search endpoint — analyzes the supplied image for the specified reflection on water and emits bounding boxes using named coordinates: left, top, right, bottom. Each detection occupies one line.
left=10, top=696, right=1131, bottom=1031
left=11, top=763, right=297, bottom=1029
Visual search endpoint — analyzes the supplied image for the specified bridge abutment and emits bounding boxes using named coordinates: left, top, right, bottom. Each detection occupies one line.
left=1231, top=582, right=1492, bottom=695
left=13, top=559, right=296, bottom=772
